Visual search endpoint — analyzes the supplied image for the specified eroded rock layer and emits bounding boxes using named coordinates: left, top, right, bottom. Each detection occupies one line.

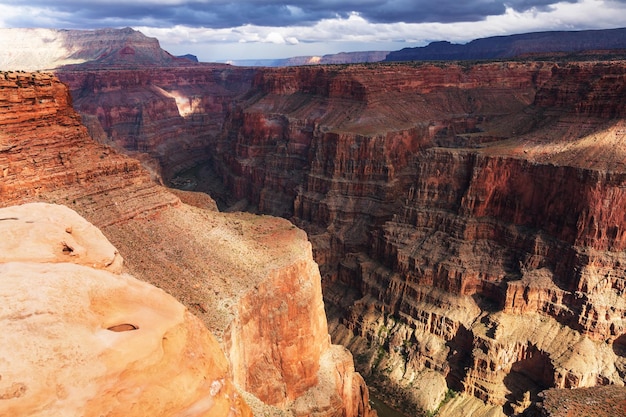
left=22, top=51, right=626, bottom=414
left=57, top=65, right=255, bottom=180
left=0, top=71, right=374, bottom=416
left=188, top=61, right=626, bottom=414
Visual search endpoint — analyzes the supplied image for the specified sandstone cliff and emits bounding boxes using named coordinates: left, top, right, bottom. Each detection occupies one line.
left=0, top=71, right=374, bottom=416
left=0, top=202, right=251, bottom=417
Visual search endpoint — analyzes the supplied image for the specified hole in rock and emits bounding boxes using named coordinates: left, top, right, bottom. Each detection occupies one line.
left=61, top=242, right=74, bottom=254
left=107, top=323, right=139, bottom=332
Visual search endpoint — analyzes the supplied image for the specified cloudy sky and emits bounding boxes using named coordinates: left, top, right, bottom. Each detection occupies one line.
left=0, top=0, right=625, bottom=62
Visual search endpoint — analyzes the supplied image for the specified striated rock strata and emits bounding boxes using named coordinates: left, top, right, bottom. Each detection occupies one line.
left=173, top=61, right=626, bottom=415
left=57, top=65, right=255, bottom=181
left=0, top=202, right=251, bottom=417
left=0, top=70, right=374, bottom=416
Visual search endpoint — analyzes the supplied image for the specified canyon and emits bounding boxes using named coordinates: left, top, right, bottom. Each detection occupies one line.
left=57, top=56, right=626, bottom=416
left=2, top=27, right=626, bottom=416
left=0, top=70, right=373, bottom=416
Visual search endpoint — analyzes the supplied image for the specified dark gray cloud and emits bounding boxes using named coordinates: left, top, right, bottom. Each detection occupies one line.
left=3, top=0, right=585, bottom=29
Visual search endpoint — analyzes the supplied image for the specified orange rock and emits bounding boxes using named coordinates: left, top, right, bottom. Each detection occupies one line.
left=0, top=203, right=251, bottom=417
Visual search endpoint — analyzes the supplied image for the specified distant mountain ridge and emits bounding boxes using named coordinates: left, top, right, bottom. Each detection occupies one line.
left=225, top=50, right=389, bottom=67
left=2, top=26, right=626, bottom=71
left=385, top=27, right=626, bottom=62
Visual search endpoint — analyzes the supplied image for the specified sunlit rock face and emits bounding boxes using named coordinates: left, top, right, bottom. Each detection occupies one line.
left=226, top=257, right=330, bottom=405
left=0, top=27, right=182, bottom=71
left=0, top=203, right=251, bottom=417
left=0, top=202, right=123, bottom=271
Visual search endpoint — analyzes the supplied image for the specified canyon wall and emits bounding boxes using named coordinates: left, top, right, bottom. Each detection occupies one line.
left=57, top=65, right=256, bottom=181
left=0, top=71, right=373, bottom=416
left=186, top=61, right=626, bottom=414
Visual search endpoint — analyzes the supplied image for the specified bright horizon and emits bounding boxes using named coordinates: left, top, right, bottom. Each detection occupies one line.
left=0, top=0, right=625, bottom=62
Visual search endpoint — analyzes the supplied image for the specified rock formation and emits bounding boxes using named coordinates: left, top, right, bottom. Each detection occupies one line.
left=0, top=202, right=251, bottom=417
left=0, top=27, right=185, bottom=71
left=146, top=61, right=625, bottom=415
left=0, top=69, right=374, bottom=416
left=57, top=65, right=256, bottom=180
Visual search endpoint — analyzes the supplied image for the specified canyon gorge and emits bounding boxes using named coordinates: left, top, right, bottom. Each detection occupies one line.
left=1, top=28, right=626, bottom=417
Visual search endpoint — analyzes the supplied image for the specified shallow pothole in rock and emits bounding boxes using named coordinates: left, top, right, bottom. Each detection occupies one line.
left=107, top=323, right=139, bottom=332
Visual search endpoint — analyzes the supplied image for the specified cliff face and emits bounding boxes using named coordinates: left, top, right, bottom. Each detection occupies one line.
left=0, top=71, right=177, bottom=223
left=189, top=61, right=626, bottom=414
left=57, top=65, right=256, bottom=179
left=0, top=71, right=374, bottom=417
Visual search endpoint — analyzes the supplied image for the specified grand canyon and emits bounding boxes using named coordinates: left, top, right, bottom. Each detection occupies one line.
left=1, top=28, right=626, bottom=417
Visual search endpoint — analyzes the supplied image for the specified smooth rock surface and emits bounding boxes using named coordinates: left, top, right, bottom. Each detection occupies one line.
left=0, top=203, right=251, bottom=417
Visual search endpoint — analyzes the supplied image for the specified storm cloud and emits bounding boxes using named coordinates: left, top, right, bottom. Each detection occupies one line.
left=0, top=0, right=597, bottom=29
left=0, top=0, right=625, bottom=61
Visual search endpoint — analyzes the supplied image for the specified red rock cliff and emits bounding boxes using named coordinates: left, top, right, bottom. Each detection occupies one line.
left=57, top=65, right=255, bottom=179
left=29, top=54, right=626, bottom=415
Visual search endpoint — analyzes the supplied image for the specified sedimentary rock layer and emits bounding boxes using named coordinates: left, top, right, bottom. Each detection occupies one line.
left=26, top=50, right=626, bottom=414
left=190, top=61, right=626, bottom=414
left=57, top=65, right=255, bottom=179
